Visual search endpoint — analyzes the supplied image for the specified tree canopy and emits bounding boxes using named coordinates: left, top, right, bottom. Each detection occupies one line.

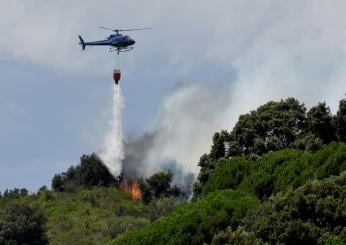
left=243, top=172, right=346, bottom=244
left=51, top=153, right=116, bottom=192
left=0, top=201, right=47, bottom=245
left=139, top=171, right=182, bottom=204
left=194, top=96, right=346, bottom=198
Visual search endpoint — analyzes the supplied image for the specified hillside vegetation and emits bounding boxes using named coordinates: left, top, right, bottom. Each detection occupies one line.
left=114, top=190, right=259, bottom=245
left=114, top=97, right=346, bottom=244
left=1, top=96, right=346, bottom=244
left=114, top=145, right=346, bottom=244
left=201, top=142, right=346, bottom=198
left=0, top=187, right=151, bottom=244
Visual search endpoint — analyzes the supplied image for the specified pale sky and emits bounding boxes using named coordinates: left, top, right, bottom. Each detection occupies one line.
left=1, top=0, right=346, bottom=191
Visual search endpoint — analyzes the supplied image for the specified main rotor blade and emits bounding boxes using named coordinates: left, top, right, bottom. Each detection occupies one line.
left=118, top=28, right=152, bottom=32
left=98, top=26, right=114, bottom=31
left=98, top=27, right=152, bottom=33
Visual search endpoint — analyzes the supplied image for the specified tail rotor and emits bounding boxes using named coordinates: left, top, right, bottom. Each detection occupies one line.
left=78, top=35, right=86, bottom=50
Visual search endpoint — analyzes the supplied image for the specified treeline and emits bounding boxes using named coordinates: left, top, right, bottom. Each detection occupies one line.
left=194, top=97, right=346, bottom=197
left=51, top=154, right=184, bottom=203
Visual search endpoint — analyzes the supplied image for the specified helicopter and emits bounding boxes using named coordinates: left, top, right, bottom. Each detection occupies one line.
left=78, top=27, right=151, bottom=54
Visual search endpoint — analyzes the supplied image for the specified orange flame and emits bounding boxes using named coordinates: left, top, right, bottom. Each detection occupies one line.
left=121, top=179, right=141, bottom=200
left=131, top=181, right=141, bottom=200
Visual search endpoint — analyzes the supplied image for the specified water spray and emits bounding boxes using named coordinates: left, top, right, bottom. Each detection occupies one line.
left=97, top=51, right=124, bottom=176
left=98, top=83, right=124, bottom=177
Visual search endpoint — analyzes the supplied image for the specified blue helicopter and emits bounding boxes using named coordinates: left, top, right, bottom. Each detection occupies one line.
left=78, top=27, right=150, bottom=54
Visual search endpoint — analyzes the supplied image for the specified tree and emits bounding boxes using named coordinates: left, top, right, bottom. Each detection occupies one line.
left=2, top=188, right=29, bottom=199
left=51, top=153, right=116, bottom=192
left=138, top=178, right=154, bottom=204
left=77, top=154, right=116, bottom=187
left=0, top=201, right=47, bottom=244
left=138, top=171, right=183, bottom=203
left=292, top=132, right=323, bottom=152
left=243, top=172, right=346, bottom=244
left=194, top=98, right=309, bottom=199
left=230, top=98, right=307, bottom=156
left=52, top=174, right=64, bottom=192
left=335, top=97, right=346, bottom=141
left=307, top=102, right=336, bottom=143
left=147, top=171, right=173, bottom=198
left=210, top=130, right=231, bottom=160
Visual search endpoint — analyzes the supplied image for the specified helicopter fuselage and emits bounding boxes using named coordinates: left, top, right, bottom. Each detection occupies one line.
left=78, top=34, right=135, bottom=51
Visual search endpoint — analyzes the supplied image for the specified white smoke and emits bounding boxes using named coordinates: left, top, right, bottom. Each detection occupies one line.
left=98, top=85, right=124, bottom=177
left=134, top=50, right=346, bottom=181
left=142, top=85, right=226, bottom=177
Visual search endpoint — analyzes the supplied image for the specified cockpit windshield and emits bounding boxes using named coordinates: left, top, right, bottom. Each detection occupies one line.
left=124, top=35, right=129, bottom=40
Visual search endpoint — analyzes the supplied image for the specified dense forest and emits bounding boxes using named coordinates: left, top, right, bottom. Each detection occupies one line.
left=1, top=96, right=346, bottom=244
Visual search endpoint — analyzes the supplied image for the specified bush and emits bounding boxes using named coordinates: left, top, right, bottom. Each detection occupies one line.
left=148, top=197, right=181, bottom=221
left=211, top=228, right=264, bottom=245
left=106, top=216, right=150, bottom=239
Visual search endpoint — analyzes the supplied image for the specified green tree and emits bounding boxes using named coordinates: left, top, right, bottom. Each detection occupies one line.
left=243, top=172, right=346, bottom=245
left=292, top=132, right=323, bottom=152
left=0, top=201, right=47, bottom=245
left=138, top=178, right=153, bottom=204
left=2, top=188, right=29, bottom=199
left=307, top=102, right=336, bottom=143
left=77, top=154, right=115, bottom=187
left=335, top=97, right=346, bottom=141
left=138, top=171, right=183, bottom=204
left=51, top=153, right=116, bottom=192
left=51, top=174, right=64, bottom=192
left=146, top=171, right=173, bottom=198
left=230, top=98, right=307, bottom=156
left=210, top=130, right=231, bottom=160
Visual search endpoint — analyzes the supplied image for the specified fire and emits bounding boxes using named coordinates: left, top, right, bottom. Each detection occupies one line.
left=121, top=179, right=142, bottom=200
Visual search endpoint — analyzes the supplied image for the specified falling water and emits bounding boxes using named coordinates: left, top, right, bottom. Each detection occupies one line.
left=98, top=85, right=124, bottom=177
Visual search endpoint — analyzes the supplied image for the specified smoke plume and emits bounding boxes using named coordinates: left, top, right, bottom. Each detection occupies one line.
left=98, top=85, right=124, bottom=177
left=121, top=85, right=227, bottom=192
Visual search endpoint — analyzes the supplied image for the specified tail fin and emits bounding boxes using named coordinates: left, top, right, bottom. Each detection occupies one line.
left=78, top=35, right=86, bottom=50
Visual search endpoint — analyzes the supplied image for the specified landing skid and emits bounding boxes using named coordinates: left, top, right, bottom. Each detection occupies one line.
left=109, top=47, right=134, bottom=54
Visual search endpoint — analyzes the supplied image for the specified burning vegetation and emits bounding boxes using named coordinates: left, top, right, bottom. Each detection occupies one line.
left=120, top=179, right=142, bottom=200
